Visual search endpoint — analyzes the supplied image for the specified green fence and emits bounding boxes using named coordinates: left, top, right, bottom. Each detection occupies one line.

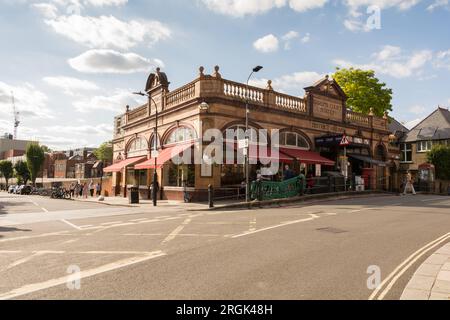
left=250, top=176, right=306, bottom=201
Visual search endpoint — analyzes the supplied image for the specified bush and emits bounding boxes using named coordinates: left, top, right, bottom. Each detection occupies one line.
left=427, top=145, right=450, bottom=180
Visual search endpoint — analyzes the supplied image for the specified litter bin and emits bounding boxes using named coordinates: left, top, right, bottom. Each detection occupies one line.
left=128, top=186, right=139, bottom=204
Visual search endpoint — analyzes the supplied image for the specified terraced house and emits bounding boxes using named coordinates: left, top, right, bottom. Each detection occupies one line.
left=105, top=66, right=397, bottom=201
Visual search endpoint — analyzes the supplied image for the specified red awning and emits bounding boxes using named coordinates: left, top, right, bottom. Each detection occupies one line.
left=135, top=142, right=195, bottom=170
left=280, top=148, right=335, bottom=166
left=103, top=156, right=147, bottom=173
left=248, top=145, right=294, bottom=163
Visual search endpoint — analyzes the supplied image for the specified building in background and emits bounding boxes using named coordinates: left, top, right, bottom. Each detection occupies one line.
left=399, top=107, right=450, bottom=184
left=0, top=136, right=36, bottom=163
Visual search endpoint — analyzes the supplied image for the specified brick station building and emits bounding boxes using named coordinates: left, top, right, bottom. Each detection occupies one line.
left=105, top=66, right=396, bottom=201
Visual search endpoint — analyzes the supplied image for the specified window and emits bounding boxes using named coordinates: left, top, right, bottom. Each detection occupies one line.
left=401, top=143, right=412, bottom=162
left=165, top=127, right=196, bottom=145
left=127, top=137, right=148, bottom=157
left=225, top=125, right=267, bottom=144
left=279, top=132, right=310, bottom=149
left=166, top=163, right=195, bottom=187
left=417, top=141, right=433, bottom=152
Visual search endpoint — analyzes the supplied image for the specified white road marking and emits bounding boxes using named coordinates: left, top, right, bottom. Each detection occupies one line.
left=28, top=200, right=48, bottom=213
left=123, top=233, right=223, bottom=237
left=0, top=252, right=44, bottom=272
left=162, top=218, right=192, bottom=244
left=232, top=214, right=320, bottom=239
left=101, top=221, right=123, bottom=226
left=369, top=232, right=450, bottom=300
left=249, top=218, right=257, bottom=232
left=0, top=231, right=72, bottom=243
left=0, top=251, right=22, bottom=254
left=130, top=218, right=149, bottom=222
left=60, top=219, right=82, bottom=231
left=0, top=251, right=166, bottom=300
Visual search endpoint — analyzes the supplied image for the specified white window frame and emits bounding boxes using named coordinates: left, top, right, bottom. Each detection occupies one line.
left=417, top=140, right=433, bottom=153
left=278, top=132, right=310, bottom=150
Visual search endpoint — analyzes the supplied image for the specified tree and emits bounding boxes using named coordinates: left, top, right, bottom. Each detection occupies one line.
left=0, top=160, right=14, bottom=188
left=427, top=145, right=450, bottom=180
left=26, top=143, right=45, bottom=186
left=94, top=141, right=113, bottom=163
left=14, top=160, right=31, bottom=185
left=332, top=68, right=393, bottom=117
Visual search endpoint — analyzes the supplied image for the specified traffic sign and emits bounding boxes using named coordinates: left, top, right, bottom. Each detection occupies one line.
left=340, top=135, right=350, bottom=147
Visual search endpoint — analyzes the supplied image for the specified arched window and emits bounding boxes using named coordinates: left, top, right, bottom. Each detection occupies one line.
left=127, top=137, right=148, bottom=157
left=165, top=127, right=196, bottom=145
left=225, top=125, right=268, bottom=144
left=279, top=132, right=310, bottom=150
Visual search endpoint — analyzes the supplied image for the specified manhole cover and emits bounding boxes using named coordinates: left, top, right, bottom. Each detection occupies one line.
left=316, top=227, right=348, bottom=234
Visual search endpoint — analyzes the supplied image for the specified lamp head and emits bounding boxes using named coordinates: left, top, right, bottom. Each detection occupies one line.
left=253, top=66, right=263, bottom=73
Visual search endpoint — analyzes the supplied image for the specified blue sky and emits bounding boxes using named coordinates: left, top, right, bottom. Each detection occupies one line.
left=0, top=0, right=449, bottom=150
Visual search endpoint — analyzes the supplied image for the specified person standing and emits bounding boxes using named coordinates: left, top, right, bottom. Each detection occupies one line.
left=83, top=182, right=89, bottom=199
left=96, top=182, right=101, bottom=196
left=403, top=171, right=417, bottom=195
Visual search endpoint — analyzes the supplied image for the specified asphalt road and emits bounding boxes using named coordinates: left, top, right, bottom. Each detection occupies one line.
left=0, top=192, right=449, bottom=300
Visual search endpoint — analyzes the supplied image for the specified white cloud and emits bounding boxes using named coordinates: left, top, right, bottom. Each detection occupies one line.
left=200, top=0, right=286, bottom=17
left=45, top=123, right=113, bottom=136
left=253, top=34, right=279, bottom=53
left=42, top=76, right=99, bottom=95
left=0, top=82, right=52, bottom=119
left=68, top=49, right=164, bottom=74
left=282, top=31, right=298, bottom=50
left=301, top=32, right=311, bottom=43
left=31, top=3, right=59, bottom=18
left=250, top=71, right=323, bottom=94
left=427, top=0, right=449, bottom=11
left=200, top=0, right=327, bottom=17
left=44, top=14, right=171, bottom=50
left=410, top=105, right=426, bottom=115
left=334, top=45, right=433, bottom=78
left=288, top=0, right=328, bottom=12
left=405, top=118, right=424, bottom=129
left=434, top=49, right=450, bottom=71
left=73, top=89, right=145, bottom=113
left=343, top=1, right=421, bottom=32
left=344, top=0, right=422, bottom=11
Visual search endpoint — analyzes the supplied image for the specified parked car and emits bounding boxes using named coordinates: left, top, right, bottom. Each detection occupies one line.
left=20, top=185, right=33, bottom=195
left=8, top=185, right=17, bottom=194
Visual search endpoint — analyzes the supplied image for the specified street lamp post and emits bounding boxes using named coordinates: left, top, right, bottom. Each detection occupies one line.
left=133, top=91, right=159, bottom=207
left=245, top=66, right=263, bottom=203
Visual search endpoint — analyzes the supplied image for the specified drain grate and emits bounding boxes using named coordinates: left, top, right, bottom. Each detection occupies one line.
left=316, top=227, right=348, bottom=234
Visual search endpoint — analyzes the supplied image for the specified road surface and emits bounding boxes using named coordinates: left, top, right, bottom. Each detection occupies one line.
left=0, top=192, right=449, bottom=300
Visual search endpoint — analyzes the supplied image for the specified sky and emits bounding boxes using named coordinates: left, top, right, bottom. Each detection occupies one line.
left=0, top=0, right=449, bottom=150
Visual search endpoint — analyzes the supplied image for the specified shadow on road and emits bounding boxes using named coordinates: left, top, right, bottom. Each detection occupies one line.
left=0, top=226, right=32, bottom=234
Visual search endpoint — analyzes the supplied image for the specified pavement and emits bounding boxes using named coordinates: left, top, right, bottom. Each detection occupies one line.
left=0, top=192, right=449, bottom=300
left=401, top=242, right=450, bottom=300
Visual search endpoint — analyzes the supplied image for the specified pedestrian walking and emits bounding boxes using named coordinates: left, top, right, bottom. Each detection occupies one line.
left=89, top=180, right=95, bottom=197
left=402, top=171, right=417, bottom=195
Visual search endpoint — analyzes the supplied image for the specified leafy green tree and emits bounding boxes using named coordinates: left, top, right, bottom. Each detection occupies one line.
left=333, top=68, right=393, bottom=117
left=0, top=160, right=14, bottom=188
left=94, top=141, right=113, bottom=163
left=427, top=145, right=450, bottom=180
left=26, top=143, right=45, bottom=186
left=14, top=160, right=31, bottom=185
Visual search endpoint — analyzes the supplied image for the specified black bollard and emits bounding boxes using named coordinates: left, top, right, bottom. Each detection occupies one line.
left=208, top=184, right=214, bottom=208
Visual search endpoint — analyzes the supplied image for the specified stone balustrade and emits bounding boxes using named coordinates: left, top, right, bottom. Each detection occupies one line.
left=123, top=74, right=387, bottom=130
left=346, top=110, right=370, bottom=126
left=166, top=82, right=196, bottom=108
left=275, top=92, right=307, bottom=113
